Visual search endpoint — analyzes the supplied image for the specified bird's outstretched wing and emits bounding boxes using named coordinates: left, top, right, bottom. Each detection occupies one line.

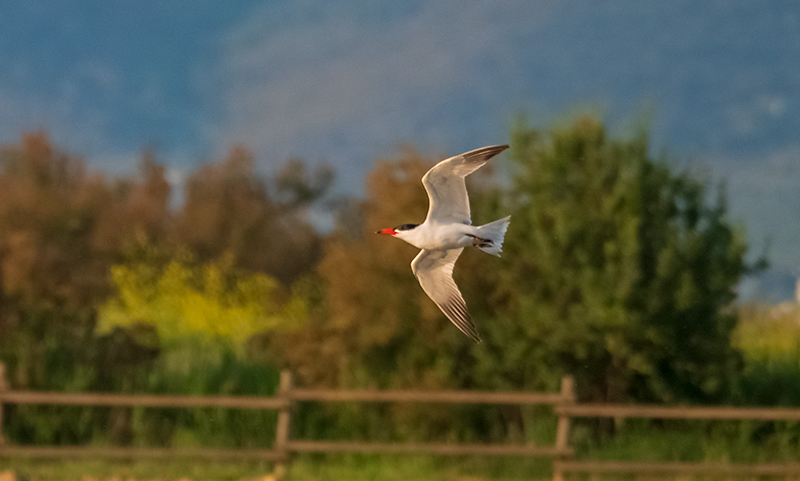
left=421, top=144, right=509, bottom=225
left=411, top=248, right=480, bottom=343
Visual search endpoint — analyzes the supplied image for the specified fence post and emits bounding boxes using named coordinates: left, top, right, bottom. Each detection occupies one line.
left=273, top=370, right=294, bottom=480
left=553, top=375, right=575, bottom=481
left=0, top=363, right=7, bottom=445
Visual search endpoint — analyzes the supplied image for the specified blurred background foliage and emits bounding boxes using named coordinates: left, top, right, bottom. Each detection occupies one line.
left=1, top=117, right=799, bottom=460
left=98, top=251, right=307, bottom=349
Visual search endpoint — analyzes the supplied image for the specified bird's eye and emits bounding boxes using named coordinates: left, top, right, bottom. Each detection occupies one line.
left=395, top=224, right=418, bottom=231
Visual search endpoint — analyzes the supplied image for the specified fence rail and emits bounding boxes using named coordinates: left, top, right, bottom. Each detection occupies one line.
left=0, top=445, right=282, bottom=460
left=0, top=391, right=289, bottom=410
left=289, top=388, right=564, bottom=405
left=556, top=403, right=800, bottom=421
left=555, top=460, right=800, bottom=476
left=286, top=440, right=568, bottom=457
left=3, top=363, right=800, bottom=480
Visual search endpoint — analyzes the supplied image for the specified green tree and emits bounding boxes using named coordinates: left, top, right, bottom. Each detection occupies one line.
left=482, top=117, right=748, bottom=404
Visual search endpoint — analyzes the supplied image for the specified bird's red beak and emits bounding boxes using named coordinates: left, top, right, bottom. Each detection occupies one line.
left=376, top=228, right=397, bottom=235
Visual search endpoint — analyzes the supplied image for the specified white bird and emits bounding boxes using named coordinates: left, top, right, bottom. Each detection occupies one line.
left=376, top=145, right=511, bottom=343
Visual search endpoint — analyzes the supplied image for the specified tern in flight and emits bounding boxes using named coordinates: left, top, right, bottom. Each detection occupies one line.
left=376, top=145, right=511, bottom=343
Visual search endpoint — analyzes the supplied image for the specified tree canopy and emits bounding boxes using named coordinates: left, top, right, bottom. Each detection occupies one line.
left=281, top=118, right=749, bottom=409
left=486, top=117, right=747, bottom=403
left=0, top=118, right=757, bottom=446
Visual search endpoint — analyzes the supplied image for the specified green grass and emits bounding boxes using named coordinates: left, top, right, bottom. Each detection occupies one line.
left=4, top=419, right=800, bottom=481
left=573, top=418, right=800, bottom=465
left=292, top=454, right=553, bottom=481
left=0, top=455, right=553, bottom=481
left=0, top=458, right=273, bottom=481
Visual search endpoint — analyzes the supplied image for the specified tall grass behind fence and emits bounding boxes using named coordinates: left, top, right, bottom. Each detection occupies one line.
left=0, top=353, right=282, bottom=449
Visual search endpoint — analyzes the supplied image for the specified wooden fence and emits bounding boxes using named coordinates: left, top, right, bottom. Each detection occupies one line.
left=3, top=362, right=800, bottom=479
left=552, top=402, right=800, bottom=480
left=0, top=365, right=575, bottom=478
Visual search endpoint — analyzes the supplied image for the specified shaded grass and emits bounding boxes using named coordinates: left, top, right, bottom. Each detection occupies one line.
left=3, top=418, right=800, bottom=481
left=290, top=454, right=553, bottom=481
left=576, top=418, right=800, bottom=464
left=0, top=458, right=273, bottom=481
left=0, top=455, right=554, bottom=481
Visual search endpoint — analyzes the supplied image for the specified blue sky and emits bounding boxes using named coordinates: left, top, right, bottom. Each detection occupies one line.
left=1, top=1, right=798, bottom=299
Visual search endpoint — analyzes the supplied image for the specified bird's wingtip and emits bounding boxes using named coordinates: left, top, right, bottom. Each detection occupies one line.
left=462, top=144, right=510, bottom=164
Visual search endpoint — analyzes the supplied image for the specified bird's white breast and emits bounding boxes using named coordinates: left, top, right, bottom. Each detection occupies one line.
left=399, top=222, right=474, bottom=251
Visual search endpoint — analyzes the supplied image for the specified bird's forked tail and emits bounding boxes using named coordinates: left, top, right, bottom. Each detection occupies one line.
left=474, top=215, right=510, bottom=257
